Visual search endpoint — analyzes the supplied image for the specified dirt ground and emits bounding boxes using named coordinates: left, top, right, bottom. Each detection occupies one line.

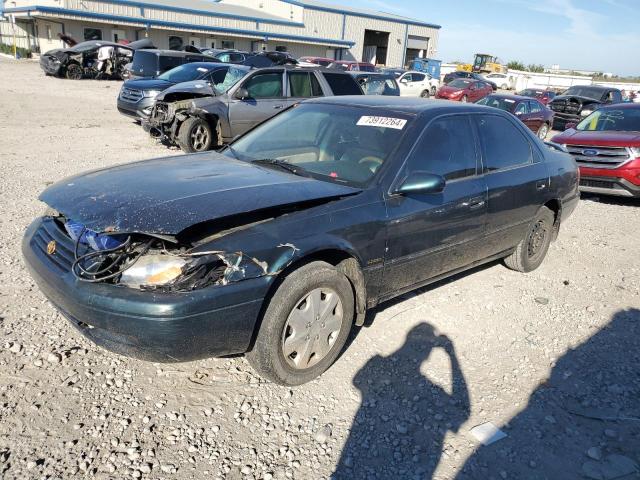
left=0, top=57, right=639, bottom=480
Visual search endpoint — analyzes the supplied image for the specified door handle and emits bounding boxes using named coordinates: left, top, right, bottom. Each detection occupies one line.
left=461, top=197, right=486, bottom=209
left=273, top=105, right=285, bottom=109
left=536, top=181, right=547, bottom=190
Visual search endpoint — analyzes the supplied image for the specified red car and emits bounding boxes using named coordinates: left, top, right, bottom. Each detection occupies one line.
left=551, top=103, right=640, bottom=198
left=518, top=88, right=556, bottom=105
left=477, top=94, right=555, bottom=139
left=299, top=56, right=334, bottom=67
left=435, top=79, right=492, bottom=103
left=328, top=60, right=376, bottom=72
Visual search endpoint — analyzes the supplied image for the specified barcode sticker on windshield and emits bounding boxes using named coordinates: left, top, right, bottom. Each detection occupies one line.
left=357, top=116, right=407, bottom=130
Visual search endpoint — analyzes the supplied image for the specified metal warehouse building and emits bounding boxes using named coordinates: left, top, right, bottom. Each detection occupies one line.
left=1, top=0, right=440, bottom=67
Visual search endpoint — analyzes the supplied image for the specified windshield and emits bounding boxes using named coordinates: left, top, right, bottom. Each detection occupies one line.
left=157, top=63, right=212, bottom=83
left=449, top=79, right=472, bottom=88
left=476, top=96, right=516, bottom=112
left=224, top=103, right=413, bottom=187
left=562, top=86, right=606, bottom=100
left=213, top=66, right=247, bottom=94
left=577, top=108, right=640, bottom=132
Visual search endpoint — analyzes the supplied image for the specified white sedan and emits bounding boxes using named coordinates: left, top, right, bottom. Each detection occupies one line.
left=483, top=73, right=512, bottom=90
left=397, top=71, right=440, bottom=98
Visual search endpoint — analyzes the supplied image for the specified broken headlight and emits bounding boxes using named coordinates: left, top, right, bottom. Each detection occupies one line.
left=143, top=90, right=162, bottom=98
left=119, top=254, right=189, bottom=288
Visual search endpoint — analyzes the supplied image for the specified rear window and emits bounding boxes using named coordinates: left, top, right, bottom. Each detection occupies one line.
left=357, top=64, right=376, bottom=72
left=131, top=51, right=162, bottom=75
left=322, top=72, right=363, bottom=95
left=158, top=56, right=184, bottom=72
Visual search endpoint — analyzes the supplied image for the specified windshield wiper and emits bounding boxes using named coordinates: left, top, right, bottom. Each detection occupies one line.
left=251, top=159, right=310, bottom=177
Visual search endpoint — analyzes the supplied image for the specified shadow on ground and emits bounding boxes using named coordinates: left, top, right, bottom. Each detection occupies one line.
left=456, top=307, right=640, bottom=479
left=333, top=309, right=640, bottom=480
left=333, top=322, right=470, bottom=479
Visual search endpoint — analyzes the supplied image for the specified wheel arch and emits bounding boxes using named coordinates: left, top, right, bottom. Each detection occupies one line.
left=247, top=247, right=368, bottom=352
left=542, top=198, right=562, bottom=240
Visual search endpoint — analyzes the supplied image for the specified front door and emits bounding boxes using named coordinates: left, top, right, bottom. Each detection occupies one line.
left=474, top=113, right=550, bottom=258
left=228, top=70, right=287, bottom=139
left=381, top=114, right=488, bottom=299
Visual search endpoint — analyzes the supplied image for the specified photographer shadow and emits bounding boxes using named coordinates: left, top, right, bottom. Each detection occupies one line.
left=333, top=322, right=470, bottom=480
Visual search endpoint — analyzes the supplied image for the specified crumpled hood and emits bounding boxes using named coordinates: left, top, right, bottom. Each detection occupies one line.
left=40, top=152, right=360, bottom=235
left=552, top=95, right=603, bottom=105
left=124, top=78, right=173, bottom=91
left=156, top=80, right=217, bottom=101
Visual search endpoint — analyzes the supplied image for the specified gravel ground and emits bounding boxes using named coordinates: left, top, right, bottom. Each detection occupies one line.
left=0, top=57, right=639, bottom=480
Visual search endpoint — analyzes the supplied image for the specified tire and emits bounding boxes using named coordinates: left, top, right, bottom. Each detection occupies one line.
left=246, top=261, right=355, bottom=386
left=431, top=86, right=437, bottom=96
left=420, top=89, right=430, bottom=98
left=65, top=63, right=83, bottom=80
left=537, top=122, right=550, bottom=140
left=504, top=206, right=555, bottom=273
left=461, top=95, right=468, bottom=103
left=177, top=116, right=215, bottom=153
left=501, top=83, right=508, bottom=90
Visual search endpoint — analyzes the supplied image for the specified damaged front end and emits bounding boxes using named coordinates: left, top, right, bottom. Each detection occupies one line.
left=52, top=213, right=297, bottom=293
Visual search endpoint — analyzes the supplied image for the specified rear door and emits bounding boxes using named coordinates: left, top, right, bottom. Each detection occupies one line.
left=285, top=71, right=324, bottom=107
left=514, top=100, right=533, bottom=130
left=527, top=100, right=545, bottom=131
left=228, top=70, right=287, bottom=138
left=381, top=114, right=487, bottom=298
left=473, top=113, right=550, bottom=258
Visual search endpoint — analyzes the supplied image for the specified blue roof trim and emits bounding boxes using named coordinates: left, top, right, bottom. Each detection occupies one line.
left=4, top=6, right=356, bottom=47
left=94, top=0, right=305, bottom=27
left=281, top=0, right=441, bottom=29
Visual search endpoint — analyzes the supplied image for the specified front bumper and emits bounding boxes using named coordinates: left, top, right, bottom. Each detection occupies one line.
left=117, top=96, right=154, bottom=119
left=40, top=56, right=63, bottom=76
left=578, top=164, right=640, bottom=198
left=551, top=112, right=580, bottom=129
left=22, top=217, right=270, bottom=362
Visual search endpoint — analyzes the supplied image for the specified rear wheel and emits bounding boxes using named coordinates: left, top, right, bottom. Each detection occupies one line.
left=501, top=83, right=509, bottom=90
left=504, top=206, right=555, bottom=273
left=537, top=122, right=550, bottom=140
left=420, top=89, right=430, bottom=98
left=246, top=261, right=355, bottom=385
left=177, top=117, right=216, bottom=153
left=431, top=86, right=437, bottom=96
left=65, top=63, right=83, bottom=80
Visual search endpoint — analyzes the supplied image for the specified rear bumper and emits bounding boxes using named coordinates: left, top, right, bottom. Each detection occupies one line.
left=22, top=217, right=270, bottom=362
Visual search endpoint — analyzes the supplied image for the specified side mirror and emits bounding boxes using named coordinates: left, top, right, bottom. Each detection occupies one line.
left=394, top=171, right=446, bottom=195
left=235, top=87, right=250, bottom=100
left=399, top=78, right=408, bottom=84
left=564, top=122, right=577, bottom=130
left=515, top=110, right=523, bottom=116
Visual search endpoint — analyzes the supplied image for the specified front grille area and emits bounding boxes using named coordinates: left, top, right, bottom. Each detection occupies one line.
left=32, top=218, right=77, bottom=273
left=580, top=179, right=616, bottom=189
left=565, top=144, right=631, bottom=169
left=550, top=99, right=581, bottom=115
left=120, top=87, right=143, bottom=103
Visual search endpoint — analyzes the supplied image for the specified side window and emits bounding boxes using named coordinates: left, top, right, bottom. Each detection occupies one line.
left=243, top=72, right=283, bottom=98
left=322, top=72, right=362, bottom=95
left=529, top=101, right=542, bottom=113
left=413, top=73, right=425, bottom=82
left=514, top=102, right=528, bottom=115
left=477, top=115, right=533, bottom=171
left=611, top=91, right=622, bottom=103
left=288, top=72, right=323, bottom=98
left=405, top=116, right=477, bottom=181
left=402, top=74, right=412, bottom=82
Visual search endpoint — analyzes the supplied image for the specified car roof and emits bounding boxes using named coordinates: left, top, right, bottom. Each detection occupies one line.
left=138, top=49, right=214, bottom=58
left=304, top=95, right=501, bottom=116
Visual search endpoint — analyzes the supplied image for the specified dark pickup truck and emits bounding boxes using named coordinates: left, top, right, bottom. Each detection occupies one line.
left=549, top=85, right=623, bottom=130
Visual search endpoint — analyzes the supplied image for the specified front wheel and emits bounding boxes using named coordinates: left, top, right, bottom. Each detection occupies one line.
left=65, top=63, right=83, bottom=80
left=246, top=261, right=355, bottom=386
left=504, top=206, right=555, bottom=273
left=431, top=86, right=437, bottom=96
left=537, top=123, right=550, bottom=140
left=177, top=117, right=216, bottom=153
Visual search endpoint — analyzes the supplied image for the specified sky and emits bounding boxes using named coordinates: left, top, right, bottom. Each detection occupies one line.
left=320, top=0, right=640, bottom=76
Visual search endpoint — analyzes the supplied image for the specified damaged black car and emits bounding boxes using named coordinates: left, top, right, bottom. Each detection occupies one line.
left=23, top=97, right=579, bottom=385
left=40, top=38, right=154, bottom=80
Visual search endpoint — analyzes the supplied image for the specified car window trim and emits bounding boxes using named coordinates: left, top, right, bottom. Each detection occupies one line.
left=387, top=112, right=482, bottom=196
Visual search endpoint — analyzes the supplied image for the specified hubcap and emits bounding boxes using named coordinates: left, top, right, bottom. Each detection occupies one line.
left=538, top=125, right=549, bottom=139
left=281, top=287, right=343, bottom=370
left=527, top=220, right=547, bottom=258
left=191, top=125, right=209, bottom=151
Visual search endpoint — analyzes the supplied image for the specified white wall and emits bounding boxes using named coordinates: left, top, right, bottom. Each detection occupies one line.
left=507, top=69, right=592, bottom=91
left=594, top=81, right=640, bottom=92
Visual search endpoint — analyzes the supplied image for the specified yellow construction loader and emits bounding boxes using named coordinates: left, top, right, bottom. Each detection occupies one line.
left=457, top=53, right=506, bottom=74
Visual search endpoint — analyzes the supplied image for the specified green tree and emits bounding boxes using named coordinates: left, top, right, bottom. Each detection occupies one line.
left=507, top=60, right=525, bottom=71
left=526, top=64, right=545, bottom=73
